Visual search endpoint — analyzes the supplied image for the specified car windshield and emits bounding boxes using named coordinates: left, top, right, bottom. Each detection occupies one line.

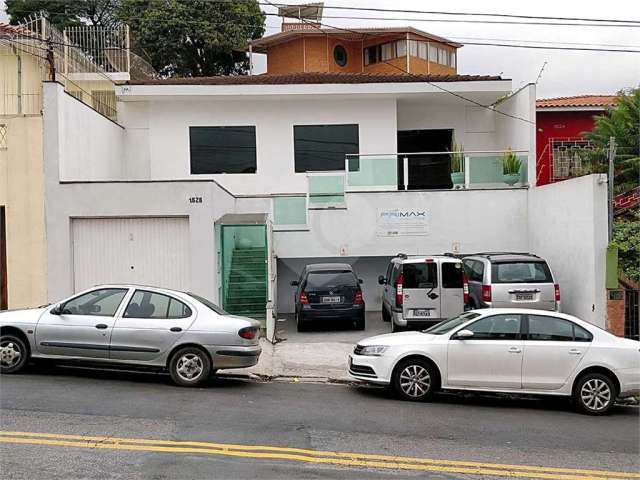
left=423, top=312, right=481, bottom=334
left=305, top=271, right=356, bottom=289
left=186, top=292, right=228, bottom=315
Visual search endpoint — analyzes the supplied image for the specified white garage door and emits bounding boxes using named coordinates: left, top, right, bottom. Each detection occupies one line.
left=72, top=217, right=190, bottom=292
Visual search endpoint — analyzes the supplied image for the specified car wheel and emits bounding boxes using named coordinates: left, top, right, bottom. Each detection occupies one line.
left=355, top=314, right=365, bottom=331
left=296, top=313, right=308, bottom=332
left=392, top=358, right=437, bottom=402
left=382, top=306, right=390, bottom=322
left=0, top=334, right=29, bottom=374
left=573, top=373, right=616, bottom=415
left=169, top=347, right=211, bottom=387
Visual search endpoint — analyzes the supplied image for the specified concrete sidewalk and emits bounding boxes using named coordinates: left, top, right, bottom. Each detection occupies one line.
left=227, top=312, right=387, bottom=381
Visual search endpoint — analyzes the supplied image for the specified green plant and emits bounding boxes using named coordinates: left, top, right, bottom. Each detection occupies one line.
left=502, top=149, right=522, bottom=175
left=450, top=144, right=464, bottom=173
left=612, top=219, right=640, bottom=282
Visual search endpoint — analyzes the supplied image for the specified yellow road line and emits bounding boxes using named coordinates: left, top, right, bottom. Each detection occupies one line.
left=0, top=431, right=636, bottom=480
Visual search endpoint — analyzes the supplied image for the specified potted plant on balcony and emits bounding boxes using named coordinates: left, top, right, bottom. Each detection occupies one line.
left=502, top=149, right=522, bottom=186
left=450, top=144, right=465, bottom=187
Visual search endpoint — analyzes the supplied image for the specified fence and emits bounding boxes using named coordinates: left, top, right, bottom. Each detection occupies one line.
left=0, top=14, right=122, bottom=119
left=625, top=289, right=639, bottom=340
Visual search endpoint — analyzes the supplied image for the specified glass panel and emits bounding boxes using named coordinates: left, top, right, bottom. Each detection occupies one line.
left=190, top=126, right=256, bottom=174
left=62, top=288, right=127, bottom=317
left=429, top=45, right=437, bottom=62
left=381, top=42, right=395, bottom=60
left=442, top=262, right=464, bottom=288
left=308, top=175, right=345, bottom=206
left=492, top=262, right=553, bottom=284
left=467, top=314, right=522, bottom=340
left=528, top=316, right=574, bottom=341
left=396, top=40, right=407, bottom=57
left=468, top=154, right=528, bottom=187
left=347, top=155, right=397, bottom=188
left=124, top=290, right=182, bottom=319
left=294, top=124, right=359, bottom=172
left=409, top=40, right=418, bottom=57
left=418, top=42, right=428, bottom=60
left=403, top=263, right=437, bottom=289
left=273, top=197, right=307, bottom=226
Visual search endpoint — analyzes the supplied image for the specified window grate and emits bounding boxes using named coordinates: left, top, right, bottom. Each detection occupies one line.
left=0, top=124, right=6, bottom=149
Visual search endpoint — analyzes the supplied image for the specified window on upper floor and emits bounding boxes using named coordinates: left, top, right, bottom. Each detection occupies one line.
left=364, top=40, right=409, bottom=65
left=189, top=126, right=257, bottom=174
left=294, top=124, right=359, bottom=172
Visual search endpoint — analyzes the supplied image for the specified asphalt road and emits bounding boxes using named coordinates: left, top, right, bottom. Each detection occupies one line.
left=0, top=366, right=638, bottom=480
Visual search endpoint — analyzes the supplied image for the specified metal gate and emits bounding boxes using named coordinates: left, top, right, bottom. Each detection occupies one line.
left=625, top=289, right=639, bottom=340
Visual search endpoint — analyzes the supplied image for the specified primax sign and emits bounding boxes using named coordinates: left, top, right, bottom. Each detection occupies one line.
left=376, top=208, right=429, bottom=237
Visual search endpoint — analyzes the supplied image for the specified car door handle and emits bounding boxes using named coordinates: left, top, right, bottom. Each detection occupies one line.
left=508, top=347, right=522, bottom=353
left=569, top=349, right=582, bottom=355
left=95, top=324, right=108, bottom=330
left=170, top=327, right=183, bottom=332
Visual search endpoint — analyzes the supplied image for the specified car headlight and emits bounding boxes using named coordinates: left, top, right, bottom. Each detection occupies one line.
left=359, top=345, right=388, bottom=356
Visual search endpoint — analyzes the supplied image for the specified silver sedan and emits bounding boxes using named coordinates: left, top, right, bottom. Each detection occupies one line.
left=0, top=285, right=261, bottom=387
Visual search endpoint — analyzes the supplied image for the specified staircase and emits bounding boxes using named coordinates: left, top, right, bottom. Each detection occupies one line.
left=224, top=247, right=267, bottom=320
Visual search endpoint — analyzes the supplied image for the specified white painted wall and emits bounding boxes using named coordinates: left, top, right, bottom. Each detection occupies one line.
left=54, top=87, right=125, bottom=181
left=527, top=174, right=608, bottom=327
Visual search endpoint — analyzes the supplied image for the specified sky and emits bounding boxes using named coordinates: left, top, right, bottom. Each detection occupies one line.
left=2, top=0, right=639, bottom=98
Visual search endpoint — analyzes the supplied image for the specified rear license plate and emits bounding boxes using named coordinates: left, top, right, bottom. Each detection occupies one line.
left=515, top=293, right=534, bottom=301
left=413, top=309, right=431, bottom=317
left=322, top=296, right=342, bottom=304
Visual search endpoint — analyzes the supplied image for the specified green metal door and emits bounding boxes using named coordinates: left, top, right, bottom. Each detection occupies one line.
left=220, top=224, right=268, bottom=320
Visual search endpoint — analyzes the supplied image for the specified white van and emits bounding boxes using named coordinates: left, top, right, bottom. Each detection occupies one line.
left=378, top=254, right=468, bottom=332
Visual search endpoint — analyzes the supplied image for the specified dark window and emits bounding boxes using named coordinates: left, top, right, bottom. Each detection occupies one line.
left=425, top=312, right=481, bottom=334
left=124, top=290, right=192, bottom=319
left=385, top=262, right=394, bottom=283
left=187, top=292, right=227, bottom=315
left=294, top=124, right=359, bottom=172
left=305, top=271, right=356, bottom=290
left=442, top=262, right=464, bottom=288
left=527, top=315, right=591, bottom=341
left=189, top=126, right=256, bottom=174
left=364, top=45, right=380, bottom=65
left=333, top=45, right=348, bottom=66
left=491, top=261, right=553, bottom=284
left=61, top=288, right=128, bottom=317
left=465, top=314, right=522, bottom=340
left=402, top=263, right=437, bottom=289
left=390, top=264, right=401, bottom=286
left=465, top=260, right=484, bottom=282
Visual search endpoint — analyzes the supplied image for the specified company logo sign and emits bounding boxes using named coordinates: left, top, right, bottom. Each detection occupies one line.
left=377, top=208, right=429, bottom=237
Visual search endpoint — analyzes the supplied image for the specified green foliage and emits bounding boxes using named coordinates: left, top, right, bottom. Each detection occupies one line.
left=117, top=0, right=265, bottom=77
left=502, top=149, right=522, bottom=175
left=450, top=144, right=464, bottom=173
left=586, top=88, right=640, bottom=196
left=612, top=219, right=640, bottom=282
left=6, top=0, right=120, bottom=29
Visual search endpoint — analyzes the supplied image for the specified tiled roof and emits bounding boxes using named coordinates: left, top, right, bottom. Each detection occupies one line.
left=536, top=95, right=617, bottom=109
left=0, top=22, right=36, bottom=38
left=128, top=72, right=502, bottom=86
left=250, top=26, right=463, bottom=52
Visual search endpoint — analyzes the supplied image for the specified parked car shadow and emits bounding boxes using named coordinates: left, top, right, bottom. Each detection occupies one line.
left=350, top=382, right=639, bottom=416
left=25, top=361, right=252, bottom=390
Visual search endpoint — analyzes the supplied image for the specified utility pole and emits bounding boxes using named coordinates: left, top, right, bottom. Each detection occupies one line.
left=607, top=136, right=617, bottom=241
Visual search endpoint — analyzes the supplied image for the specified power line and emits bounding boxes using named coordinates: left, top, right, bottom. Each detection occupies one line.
left=257, top=2, right=640, bottom=25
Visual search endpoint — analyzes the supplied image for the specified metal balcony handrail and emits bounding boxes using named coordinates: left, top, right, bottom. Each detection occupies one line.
left=346, top=150, right=529, bottom=157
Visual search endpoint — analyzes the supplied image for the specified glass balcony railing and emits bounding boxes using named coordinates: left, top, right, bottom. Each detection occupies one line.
left=345, top=151, right=529, bottom=191
left=307, top=173, right=346, bottom=208
left=273, top=196, right=308, bottom=229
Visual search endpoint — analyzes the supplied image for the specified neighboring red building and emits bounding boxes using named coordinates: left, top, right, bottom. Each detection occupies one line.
left=536, top=95, right=617, bottom=186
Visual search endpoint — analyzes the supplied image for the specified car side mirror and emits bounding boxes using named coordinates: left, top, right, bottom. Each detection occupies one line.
left=454, top=329, right=474, bottom=340
left=290, top=280, right=299, bottom=287
left=358, top=278, right=364, bottom=284
left=50, top=304, right=62, bottom=315
left=378, top=275, right=386, bottom=285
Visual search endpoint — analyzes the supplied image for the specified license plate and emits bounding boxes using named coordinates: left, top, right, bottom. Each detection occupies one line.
left=515, top=293, right=534, bottom=301
left=322, top=296, right=341, bottom=304
left=413, top=309, right=431, bottom=317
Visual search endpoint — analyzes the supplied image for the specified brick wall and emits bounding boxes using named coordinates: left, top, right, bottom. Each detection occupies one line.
left=606, top=290, right=626, bottom=336
left=266, top=38, right=304, bottom=74
left=614, top=186, right=640, bottom=211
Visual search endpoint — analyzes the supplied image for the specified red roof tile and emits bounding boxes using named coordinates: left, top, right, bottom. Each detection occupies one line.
left=128, top=72, right=502, bottom=86
left=536, top=95, right=617, bottom=109
left=0, top=22, right=37, bottom=38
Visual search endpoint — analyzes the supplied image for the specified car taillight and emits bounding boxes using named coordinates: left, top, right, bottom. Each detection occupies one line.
left=463, top=272, right=470, bottom=305
left=354, top=288, right=363, bottom=305
left=238, top=327, right=258, bottom=340
left=481, top=285, right=492, bottom=302
left=300, top=291, right=309, bottom=305
left=554, top=283, right=561, bottom=302
left=395, top=273, right=404, bottom=307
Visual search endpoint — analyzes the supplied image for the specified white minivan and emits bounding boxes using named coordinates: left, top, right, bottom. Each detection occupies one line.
left=378, top=254, right=468, bottom=332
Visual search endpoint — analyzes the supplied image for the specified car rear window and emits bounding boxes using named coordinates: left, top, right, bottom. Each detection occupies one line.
left=491, top=261, right=553, bottom=284
left=305, top=271, right=356, bottom=289
left=442, top=262, right=464, bottom=288
left=187, top=292, right=227, bottom=315
left=403, top=263, right=437, bottom=289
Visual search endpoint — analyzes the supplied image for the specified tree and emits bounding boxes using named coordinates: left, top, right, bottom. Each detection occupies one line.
left=117, top=0, right=265, bottom=77
left=612, top=219, right=640, bottom=283
left=6, top=0, right=120, bottom=29
left=585, top=88, right=640, bottom=196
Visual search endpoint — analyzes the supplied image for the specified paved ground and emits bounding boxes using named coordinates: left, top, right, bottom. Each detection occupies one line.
left=1, top=366, right=638, bottom=479
left=230, top=312, right=388, bottom=380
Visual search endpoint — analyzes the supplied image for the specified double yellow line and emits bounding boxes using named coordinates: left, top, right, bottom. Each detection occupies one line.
left=0, top=431, right=637, bottom=479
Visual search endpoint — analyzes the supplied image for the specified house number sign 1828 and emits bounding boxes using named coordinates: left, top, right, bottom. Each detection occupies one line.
left=188, top=196, right=203, bottom=204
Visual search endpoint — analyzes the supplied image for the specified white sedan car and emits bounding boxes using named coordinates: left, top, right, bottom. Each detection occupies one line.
left=0, top=285, right=261, bottom=387
left=349, top=309, right=639, bottom=414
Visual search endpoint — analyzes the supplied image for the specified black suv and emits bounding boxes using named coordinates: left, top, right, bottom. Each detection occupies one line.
left=291, top=263, right=365, bottom=332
